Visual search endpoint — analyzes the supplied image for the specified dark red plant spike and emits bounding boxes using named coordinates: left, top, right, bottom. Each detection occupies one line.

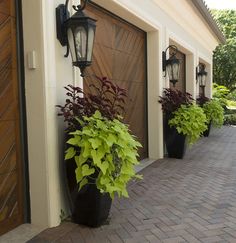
left=106, top=89, right=116, bottom=95
left=159, top=88, right=194, bottom=113
left=56, top=77, right=127, bottom=127
left=110, top=84, right=117, bottom=92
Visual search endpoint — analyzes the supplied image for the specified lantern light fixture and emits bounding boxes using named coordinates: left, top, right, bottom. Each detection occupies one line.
left=56, top=0, right=97, bottom=77
left=162, top=45, right=181, bottom=87
left=196, top=63, right=207, bottom=88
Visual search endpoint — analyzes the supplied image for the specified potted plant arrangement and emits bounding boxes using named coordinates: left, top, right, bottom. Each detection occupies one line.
left=159, top=88, right=207, bottom=159
left=57, top=77, right=142, bottom=227
left=197, top=94, right=224, bottom=136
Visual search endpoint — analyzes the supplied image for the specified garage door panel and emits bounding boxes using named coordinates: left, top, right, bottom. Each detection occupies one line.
left=94, top=22, right=115, bottom=48
left=113, top=50, right=146, bottom=83
left=0, top=17, right=17, bottom=71
left=88, top=8, right=115, bottom=49
left=0, top=82, right=17, bottom=120
left=0, top=102, right=16, bottom=121
left=0, top=145, right=16, bottom=175
left=114, top=25, right=145, bottom=57
left=0, top=121, right=16, bottom=174
left=85, top=3, right=148, bottom=160
left=134, top=133, right=148, bottom=160
left=113, top=52, right=146, bottom=83
left=84, top=44, right=114, bottom=84
left=112, top=81, right=145, bottom=107
left=0, top=13, right=7, bottom=25
left=0, top=64, right=12, bottom=94
left=0, top=39, right=12, bottom=72
left=0, top=0, right=24, bottom=235
left=125, top=106, right=145, bottom=134
left=114, top=25, right=131, bottom=53
left=0, top=171, right=20, bottom=226
left=116, top=81, right=147, bottom=160
left=0, top=0, right=15, bottom=17
left=0, top=17, right=11, bottom=43
left=10, top=18, right=17, bottom=69
left=0, top=0, right=10, bottom=16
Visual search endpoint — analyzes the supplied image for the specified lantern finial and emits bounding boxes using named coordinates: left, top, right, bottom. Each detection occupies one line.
left=73, top=0, right=88, bottom=12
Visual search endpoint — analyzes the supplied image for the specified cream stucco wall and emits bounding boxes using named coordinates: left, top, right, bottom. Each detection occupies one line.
left=22, top=0, right=80, bottom=228
left=22, top=0, right=221, bottom=228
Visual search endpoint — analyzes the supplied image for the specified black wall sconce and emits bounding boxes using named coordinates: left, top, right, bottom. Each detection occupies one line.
left=196, top=63, right=207, bottom=86
left=162, top=45, right=180, bottom=87
left=196, top=63, right=207, bottom=96
left=56, top=0, right=97, bottom=77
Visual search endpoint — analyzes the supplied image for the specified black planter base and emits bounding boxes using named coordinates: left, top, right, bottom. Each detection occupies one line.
left=203, top=122, right=211, bottom=137
left=72, top=183, right=112, bottom=227
left=164, top=116, right=186, bottom=159
left=63, top=142, right=112, bottom=228
left=166, top=130, right=186, bottom=159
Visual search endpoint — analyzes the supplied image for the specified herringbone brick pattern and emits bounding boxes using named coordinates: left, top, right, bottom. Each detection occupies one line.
left=29, top=126, right=236, bottom=243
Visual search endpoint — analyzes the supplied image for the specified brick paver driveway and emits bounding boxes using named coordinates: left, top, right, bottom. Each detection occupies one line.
left=30, top=126, right=236, bottom=243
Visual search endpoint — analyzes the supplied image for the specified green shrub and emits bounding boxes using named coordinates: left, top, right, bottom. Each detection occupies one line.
left=65, top=111, right=142, bottom=199
left=213, top=83, right=229, bottom=99
left=225, top=108, right=236, bottom=115
left=227, top=90, right=236, bottom=101
left=202, top=100, right=224, bottom=127
left=226, top=99, right=236, bottom=108
left=168, top=104, right=207, bottom=145
left=213, top=83, right=229, bottom=108
left=224, top=114, right=236, bottom=125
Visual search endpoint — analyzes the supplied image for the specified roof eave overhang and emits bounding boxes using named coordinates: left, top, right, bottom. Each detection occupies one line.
left=190, top=0, right=226, bottom=44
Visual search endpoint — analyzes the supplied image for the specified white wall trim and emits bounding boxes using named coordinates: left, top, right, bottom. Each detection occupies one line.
left=147, top=31, right=164, bottom=159
left=92, top=0, right=162, bottom=32
left=167, top=30, right=195, bottom=55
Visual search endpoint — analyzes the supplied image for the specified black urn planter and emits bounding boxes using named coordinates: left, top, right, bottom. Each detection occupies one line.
left=164, top=116, right=187, bottom=159
left=63, top=141, right=112, bottom=227
left=72, top=180, right=112, bottom=227
left=203, top=121, right=211, bottom=137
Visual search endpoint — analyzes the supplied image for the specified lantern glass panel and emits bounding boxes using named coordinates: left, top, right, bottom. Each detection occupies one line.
left=67, top=28, right=76, bottom=62
left=197, top=74, right=201, bottom=84
left=87, top=26, right=95, bottom=62
left=166, top=64, right=173, bottom=80
left=166, top=62, right=180, bottom=81
left=172, top=62, right=180, bottom=80
left=74, top=26, right=87, bottom=61
left=200, top=74, right=206, bottom=86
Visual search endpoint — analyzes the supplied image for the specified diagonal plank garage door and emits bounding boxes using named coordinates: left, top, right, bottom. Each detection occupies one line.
left=0, top=0, right=24, bottom=235
left=84, top=3, right=148, bottom=160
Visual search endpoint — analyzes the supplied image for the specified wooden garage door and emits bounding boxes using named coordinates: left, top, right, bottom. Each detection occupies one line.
left=84, top=3, right=148, bottom=160
left=0, top=0, right=24, bottom=235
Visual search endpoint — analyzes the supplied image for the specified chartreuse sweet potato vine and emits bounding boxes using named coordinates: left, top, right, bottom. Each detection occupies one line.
left=203, top=100, right=224, bottom=127
left=65, top=111, right=142, bottom=199
left=169, top=104, right=207, bottom=145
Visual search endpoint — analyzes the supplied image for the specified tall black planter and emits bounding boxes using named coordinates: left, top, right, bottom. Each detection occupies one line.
left=63, top=139, right=112, bottom=227
left=203, top=121, right=211, bottom=137
left=72, top=178, right=112, bottom=227
left=164, top=116, right=186, bottom=159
